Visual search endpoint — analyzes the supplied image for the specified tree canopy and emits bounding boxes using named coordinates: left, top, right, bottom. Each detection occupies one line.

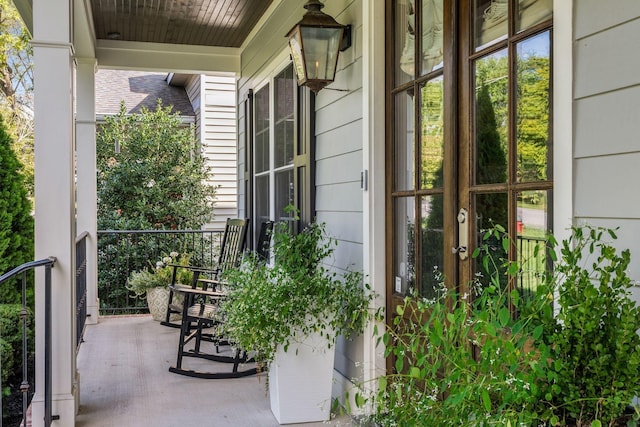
left=97, top=101, right=217, bottom=230
left=0, top=0, right=33, bottom=194
left=0, top=113, right=33, bottom=303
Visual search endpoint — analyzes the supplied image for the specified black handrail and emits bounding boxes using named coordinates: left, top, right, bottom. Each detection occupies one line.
left=76, top=232, right=89, bottom=350
left=0, top=257, right=57, bottom=427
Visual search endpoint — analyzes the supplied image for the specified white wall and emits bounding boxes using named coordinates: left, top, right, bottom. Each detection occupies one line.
left=573, top=1, right=640, bottom=300
left=186, top=74, right=238, bottom=231
left=238, top=0, right=368, bottom=383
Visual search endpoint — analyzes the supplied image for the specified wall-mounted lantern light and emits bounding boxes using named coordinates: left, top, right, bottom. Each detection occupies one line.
left=286, top=0, right=352, bottom=93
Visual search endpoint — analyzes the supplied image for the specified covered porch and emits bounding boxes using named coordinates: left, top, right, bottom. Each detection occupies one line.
left=75, top=315, right=350, bottom=427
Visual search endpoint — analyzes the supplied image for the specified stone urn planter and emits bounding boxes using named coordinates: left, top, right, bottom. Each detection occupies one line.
left=146, top=287, right=181, bottom=321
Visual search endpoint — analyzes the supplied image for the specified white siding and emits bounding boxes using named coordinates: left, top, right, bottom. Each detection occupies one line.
left=238, top=0, right=367, bottom=383
left=186, top=75, right=238, bottom=230
left=202, top=75, right=238, bottom=230
left=573, top=4, right=640, bottom=297
left=184, top=74, right=238, bottom=231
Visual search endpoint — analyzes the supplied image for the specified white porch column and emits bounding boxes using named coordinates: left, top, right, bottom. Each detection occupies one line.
left=32, top=0, right=77, bottom=425
left=76, top=59, right=99, bottom=326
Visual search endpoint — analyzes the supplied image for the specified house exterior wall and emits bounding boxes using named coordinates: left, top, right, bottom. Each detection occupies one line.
left=238, top=0, right=368, bottom=385
left=573, top=1, right=640, bottom=301
left=185, top=74, right=238, bottom=231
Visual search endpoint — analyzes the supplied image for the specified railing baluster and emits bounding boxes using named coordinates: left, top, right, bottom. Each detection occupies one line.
left=96, top=230, right=225, bottom=315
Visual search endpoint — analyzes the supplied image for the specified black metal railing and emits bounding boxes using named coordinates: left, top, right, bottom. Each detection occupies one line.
left=76, top=232, right=89, bottom=350
left=97, top=229, right=224, bottom=315
left=0, top=257, right=57, bottom=427
left=516, top=235, right=548, bottom=297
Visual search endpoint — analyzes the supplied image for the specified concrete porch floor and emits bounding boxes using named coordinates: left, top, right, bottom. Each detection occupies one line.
left=76, top=315, right=353, bottom=427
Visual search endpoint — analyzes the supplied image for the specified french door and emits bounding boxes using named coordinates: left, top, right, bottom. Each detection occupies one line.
left=387, top=0, right=553, bottom=315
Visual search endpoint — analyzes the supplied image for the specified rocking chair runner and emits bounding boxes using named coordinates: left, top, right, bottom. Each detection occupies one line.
left=168, top=220, right=274, bottom=379
left=161, top=218, right=249, bottom=328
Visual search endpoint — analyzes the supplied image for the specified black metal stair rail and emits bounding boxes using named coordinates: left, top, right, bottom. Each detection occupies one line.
left=0, top=257, right=57, bottom=427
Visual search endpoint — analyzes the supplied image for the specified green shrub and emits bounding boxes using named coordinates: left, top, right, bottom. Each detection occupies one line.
left=358, top=225, right=640, bottom=427
left=539, top=226, right=640, bottom=426
left=0, top=304, right=33, bottom=396
left=0, top=113, right=34, bottom=305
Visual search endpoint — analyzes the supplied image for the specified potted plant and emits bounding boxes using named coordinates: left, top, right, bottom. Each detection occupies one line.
left=127, top=252, right=192, bottom=321
left=222, top=212, right=376, bottom=424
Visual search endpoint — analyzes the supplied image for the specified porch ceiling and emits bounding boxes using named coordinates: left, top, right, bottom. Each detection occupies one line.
left=13, top=0, right=280, bottom=73
left=90, top=0, right=274, bottom=47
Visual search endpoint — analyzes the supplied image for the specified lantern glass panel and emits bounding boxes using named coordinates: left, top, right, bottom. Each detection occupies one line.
left=300, top=26, right=342, bottom=80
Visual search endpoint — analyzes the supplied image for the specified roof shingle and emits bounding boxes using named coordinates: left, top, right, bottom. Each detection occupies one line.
left=95, top=70, right=195, bottom=117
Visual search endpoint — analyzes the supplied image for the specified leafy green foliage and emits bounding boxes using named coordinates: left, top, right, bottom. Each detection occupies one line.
left=221, top=213, right=377, bottom=366
left=0, top=0, right=34, bottom=196
left=0, top=114, right=33, bottom=304
left=97, top=101, right=216, bottom=230
left=0, top=304, right=33, bottom=398
left=359, top=225, right=640, bottom=427
left=126, top=252, right=193, bottom=297
left=539, top=226, right=640, bottom=425
left=96, top=101, right=216, bottom=311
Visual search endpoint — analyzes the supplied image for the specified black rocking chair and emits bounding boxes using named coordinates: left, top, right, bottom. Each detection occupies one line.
left=161, top=218, right=249, bottom=328
left=168, top=220, right=274, bottom=379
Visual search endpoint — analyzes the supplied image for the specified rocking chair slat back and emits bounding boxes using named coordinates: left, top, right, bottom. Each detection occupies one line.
left=216, top=218, right=249, bottom=275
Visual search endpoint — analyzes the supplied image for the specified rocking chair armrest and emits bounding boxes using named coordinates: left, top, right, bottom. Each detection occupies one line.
left=197, top=277, right=228, bottom=291
left=167, top=264, right=220, bottom=275
left=169, top=284, right=226, bottom=299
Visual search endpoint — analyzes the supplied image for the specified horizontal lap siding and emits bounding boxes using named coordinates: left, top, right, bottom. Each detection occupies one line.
left=573, top=3, right=640, bottom=297
left=202, top=75, right=238, bottom=230
left=313, top=0, right=365, bottom=384
left=239, top=0, right=366, bottom=383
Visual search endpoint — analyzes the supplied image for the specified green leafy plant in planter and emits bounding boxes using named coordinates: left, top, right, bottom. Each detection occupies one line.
left=221, top=213, right=377, bottom=367
left=127, top=252, right=192, bottom=320
left=355, top=225, right=640, bottom=427
left=126, top=252, right=193, bottom=297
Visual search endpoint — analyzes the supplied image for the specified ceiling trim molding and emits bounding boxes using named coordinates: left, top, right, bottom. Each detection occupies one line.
left=240, top=0, right=285, bottom=51
left=74, top=0, right=96, bottom=58
left=95, top=39, right=241, bottom=74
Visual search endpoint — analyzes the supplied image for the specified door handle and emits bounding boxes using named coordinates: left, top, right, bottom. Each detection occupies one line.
left=453, top=208, right=469, bottom=260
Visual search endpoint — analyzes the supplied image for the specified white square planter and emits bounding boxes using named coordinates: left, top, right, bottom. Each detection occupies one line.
left=269, top=331, right=336, bottom=424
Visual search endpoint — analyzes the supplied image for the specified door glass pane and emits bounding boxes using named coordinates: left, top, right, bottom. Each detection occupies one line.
left=255, top=174, right=270, bottom=226
left=475, top=192, right=508, bottom=233
left=274, top=65, right=295, bottom=168
left=516, top=190, right=551, bottom=299
left=255, top=85, right=270, bottom=173
left=474, top=192, right=509, bottom=288
left=395, top=90, right=416, bottom=191
left=517, top=0, right=552, bottom=33
left=421, top=195, right=444, bottom=299
left=394, top=197, right=416, bottom=295
left=474, top=0, right=508, bottom=50
left=396, top=0, right=415, bottom=85
left=420, top=77, right=444, bottom=190
left=421, top=0, right=444, bottom=74
left=516, top=31, right=551, bottom=182
left=275, top=169, right=294, bottom=222
left=474, top=49, right=508, bottom=185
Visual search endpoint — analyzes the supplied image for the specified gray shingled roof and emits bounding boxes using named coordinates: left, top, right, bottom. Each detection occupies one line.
left=95, top=70, right=195, bottom=117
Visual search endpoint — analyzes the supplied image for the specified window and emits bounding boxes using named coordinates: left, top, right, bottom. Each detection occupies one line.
left=249, top=62, right=314, bottom=244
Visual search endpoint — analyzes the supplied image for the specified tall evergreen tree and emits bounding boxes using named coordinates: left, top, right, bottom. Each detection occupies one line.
left=0, top=113, right=33, bottom=303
